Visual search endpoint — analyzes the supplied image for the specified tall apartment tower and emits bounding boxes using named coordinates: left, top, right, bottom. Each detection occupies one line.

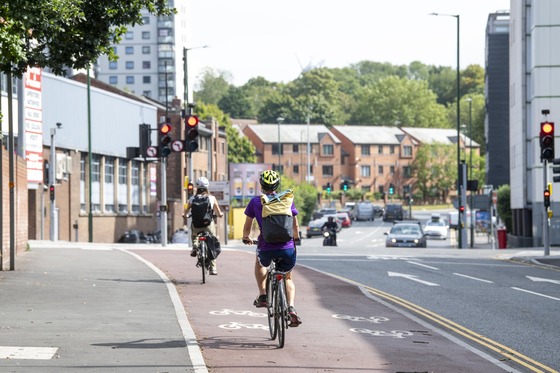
left=95, top=2, right=187, bottom=105
left=485, top=11, right=510, bottom=189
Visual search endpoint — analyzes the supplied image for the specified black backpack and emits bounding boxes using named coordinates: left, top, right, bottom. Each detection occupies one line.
left=191, top=195, right=213, bottom=228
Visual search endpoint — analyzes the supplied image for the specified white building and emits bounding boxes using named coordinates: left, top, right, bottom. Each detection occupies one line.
left=95, top=1, right=188, bottom=104
left=509, top=0, right=560, bottom=246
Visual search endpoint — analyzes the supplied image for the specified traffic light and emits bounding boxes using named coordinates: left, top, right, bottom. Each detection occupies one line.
left=326, top=182, right=331, bottom=194
left=459, top=205, right=465, bottom=213
left=544, top=188, right=551, bottom=208
left=540, top=121, right=555, bottom=162
left=553, top=158, right=560, bottom=182
left=139, top=124, right=151, bottom=158
left=159, top=122, right=172, bottom=158
left=49, top=184, right=55, bottom=201
left=343, top=181, right=349, bottom=192
left=389, top=183, right=395, bottom=195
left=185, top=115, right=199, bottom=152
left=187, top=182, right=194, bottom=199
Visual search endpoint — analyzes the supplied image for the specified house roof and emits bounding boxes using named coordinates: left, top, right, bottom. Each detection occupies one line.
left=332, top=125, right=405, bottom=145
left=401, top=127, right=480, bottom=148
left=247, top=124, right=340, bottom=144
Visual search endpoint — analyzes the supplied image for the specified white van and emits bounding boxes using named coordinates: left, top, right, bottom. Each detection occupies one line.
left=356, top=202, right=374, bottom=221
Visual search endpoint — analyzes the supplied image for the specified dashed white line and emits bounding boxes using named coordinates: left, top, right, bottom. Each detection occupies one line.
left=0, top=346, right=58, bottom=360
left=407, top=261, right=439, bottom=270
left=453, top=273, right=493, bottom=283
left=511, top=287, right=560, bottom=301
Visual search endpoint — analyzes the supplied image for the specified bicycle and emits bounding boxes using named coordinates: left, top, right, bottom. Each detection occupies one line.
left=194, top=231, right=212, bottom=284
left=243, top=238, right=290, bottom=348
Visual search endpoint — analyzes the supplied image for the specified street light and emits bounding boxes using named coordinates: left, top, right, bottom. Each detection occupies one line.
left=277, top=117, right=284, bottom=173
left=430, top=12, right=465, bottom=249
left=466, top=97, right=474, bottom=248
left=50, top=122, right=62, bottom=241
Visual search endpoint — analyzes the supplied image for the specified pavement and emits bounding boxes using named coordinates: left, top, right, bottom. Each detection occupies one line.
left=0, top=238, right=558, bottom=372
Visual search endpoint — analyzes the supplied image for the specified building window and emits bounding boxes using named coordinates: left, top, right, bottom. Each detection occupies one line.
left=131, top=161, right=140, bottom=213
left=293, top=144, right=299, bottom=153
left=273, top=164, right=284, bottom=173
left=125, top=61, right=134, bottom=69
left=378, top=145, right=383, bottom=154
left=80, top=155, right=86, bottom=213
left=125, top=46, right=134, bottom=54
left=109, top=61, right=117, bottom=70
left=125, top=31, right=133, bottom=40
left=361, top=145, right=370, bottom=155
left=403, top=145, right=412, bottom=156
left=322, top=165, right=333, bottom=176
left=91, top=155, right=101, bottom=212
left=390, top=166, right=395, bottom=175
left=293, top=165, right=299, bottom=174
left=271, top=143, right=283, bottom=155
left=361, top=165, right=371, bottom=177
left=322, top=144, right=334, bottom=155
left=378, top=165, right=383, bottom=174
left=92, top=155, right=100, bottom=182
left=142, top=61, right=151, bottom=69
left=390, top=145, right=395, bottom=154
left=142, top=46, right=151, bottom=54
left=142, top=31, right=150, bottom=39
left=142, top=91, right=151, bottom=97
left=143, top=76, right=151, bottom=84
left=403, top=166, right=411, bottom=178
left=109, top=76, right=118, bottom=84
left=126, top=76, right=134, bottom=84
left=142, top=16, right=150, bottom=24
left=104, top=157, right=115, bottom=213
left=378, top=186, right=384, bottom=195
left=118, top=159, right=128, bottom=214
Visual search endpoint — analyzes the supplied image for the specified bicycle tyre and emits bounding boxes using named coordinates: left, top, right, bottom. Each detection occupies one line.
left=200, top=240, right=206, bottom=284
left=276, top=278, right=286, bottom=348
left=267, top=274, right=277, bottom=340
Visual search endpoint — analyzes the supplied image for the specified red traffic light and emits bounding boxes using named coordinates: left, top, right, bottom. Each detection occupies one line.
left=186, top=116, right=199, bottom=127
left=544, top=188, right=551, bottom=208
left=160, top=123, right=172, bottom=134
left=459, top=205, right=465, bottom=212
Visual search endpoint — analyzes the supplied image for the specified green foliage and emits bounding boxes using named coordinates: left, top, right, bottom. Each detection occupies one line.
left=280, top=176, right=318, bottom=225
left=497, top=185, right=512, bottom=232
left=0, top=0, right=174, bottom=77
left=344, top=188, right=365, bottom=201
left=411, top=142, right=457, bottom=203
left=194, top=68, right=232, bottom=105
left=194, top=102, right=256, bottom=164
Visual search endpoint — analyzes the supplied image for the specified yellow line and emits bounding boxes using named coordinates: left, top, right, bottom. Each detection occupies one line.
left=324, top=272, right=558, bottom=373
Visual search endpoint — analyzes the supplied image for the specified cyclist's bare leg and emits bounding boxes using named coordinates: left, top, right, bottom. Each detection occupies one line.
left=285, top=271, right=295, bottom=307
left=254, top=257, right=267, bottom=295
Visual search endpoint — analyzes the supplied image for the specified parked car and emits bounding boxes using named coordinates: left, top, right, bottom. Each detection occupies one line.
left=337, top=211, right=352, bottom=228
left=306, top=215, right=342, bottom=238
left=383, top=203, right=404, bottom=222
left=384, top=221, right=427, bottom=248
left=355, top=202, right=375, bottom=221
left=423, top=220, right=448, bottom=240
left=373, top=205, right=384, bottom=218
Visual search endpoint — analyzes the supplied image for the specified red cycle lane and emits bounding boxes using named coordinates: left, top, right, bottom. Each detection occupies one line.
left=134, top=248, right=514, bottom=373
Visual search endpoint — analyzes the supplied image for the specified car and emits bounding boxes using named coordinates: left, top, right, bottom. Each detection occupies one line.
left=355, top=202, right=375, bottom=221
left=383, top=203, right=404, bottom=222
left=424, top=220, right=448, bottom=240
left=306, top=215, right=342, bottom=238
left=312, top=208, right=337, bottom=220
left=384, top=222, right=427, bottom=248
left=336, top=211, right=352, bottom=228
left=373, top=205, right=384, bottom=217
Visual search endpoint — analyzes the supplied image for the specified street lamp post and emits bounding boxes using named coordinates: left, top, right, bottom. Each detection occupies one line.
left=50, top=123, right=62, bottom=241
left=467, top=97, right=474, bottom=248
left=277, top=117, right=284, bottom=172
left=183, top=45, right=208, bottom=106
left=431, top=12, right=464, bottom=248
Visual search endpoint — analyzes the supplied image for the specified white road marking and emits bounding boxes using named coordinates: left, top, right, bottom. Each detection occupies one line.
left=387, top=271, right=440, bottom=286
left=453, top=273, right=493, bottom=283
left=526, top=276, right=560, bottom=285
left=407, top=261, right=439, bottom=270
left=0, top=346, right=58, bottom=360
left=511, top=287, right=560, bottom=301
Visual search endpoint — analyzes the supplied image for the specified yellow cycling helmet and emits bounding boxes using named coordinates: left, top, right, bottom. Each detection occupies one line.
left=259, top=170, right=280, bottom=191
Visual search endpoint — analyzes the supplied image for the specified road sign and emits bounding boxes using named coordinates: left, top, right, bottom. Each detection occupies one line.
left=146, top=146, right=157, bottom=157
left=172, top=140, right=184, bottom=152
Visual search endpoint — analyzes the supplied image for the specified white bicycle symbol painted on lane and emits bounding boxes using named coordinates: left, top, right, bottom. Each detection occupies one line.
left=350, top=328, right=413, bottom=339
left=219, top=322, right=269, bottom=330
left=332, top=314, right=389, bottom=324
left=210, top=309, right=267, bottom=317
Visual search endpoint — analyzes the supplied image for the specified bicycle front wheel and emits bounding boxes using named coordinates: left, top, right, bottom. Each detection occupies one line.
left=267, top=275, right=277, bottom=340
left=276, top=279, right=287, bottom=348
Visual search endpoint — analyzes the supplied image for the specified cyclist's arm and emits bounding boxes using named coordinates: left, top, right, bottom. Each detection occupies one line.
left=212, top=197, right=224, bottom=217
left=293, top=215, right=300, bottom=241
left=242, top=216, right=253, bottom=241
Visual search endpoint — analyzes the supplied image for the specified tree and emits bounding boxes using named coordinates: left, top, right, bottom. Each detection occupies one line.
left=411, top=142, right=457, bottom=203
left=497, top=185, right=512, bottom=232
left=194, top=102, right=256, bottom=163
left=280, top=176, right=317, bottom=225
left=350, top=76, right=449, bottom=127
left=427, top=66, right=456, bottom=106
left=461, top=65, right=485, bottom=96
left=0, top=0, right=173, bottom=77
left=194, top=67, right=232, bottom=105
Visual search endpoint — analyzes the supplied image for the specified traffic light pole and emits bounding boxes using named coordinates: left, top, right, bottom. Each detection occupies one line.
left=543, top=160, right=550, bottom=256
left=50, top=127, right=58, bottom=241
left=161, top=157, right=168, bottom=247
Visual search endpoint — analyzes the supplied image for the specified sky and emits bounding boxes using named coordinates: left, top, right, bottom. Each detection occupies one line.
left=186, top=0, right=510, bottom=87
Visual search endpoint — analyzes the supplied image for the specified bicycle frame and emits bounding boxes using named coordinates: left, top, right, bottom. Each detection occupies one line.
left=196, top=232, right=211, bottom=284
left=266, top=260, right=289, bottom=348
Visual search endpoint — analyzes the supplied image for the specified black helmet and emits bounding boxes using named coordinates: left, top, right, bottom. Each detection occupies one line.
left=259, top=170, right=280, bottom=191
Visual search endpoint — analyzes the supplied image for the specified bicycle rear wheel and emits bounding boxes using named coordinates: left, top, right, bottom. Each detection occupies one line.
left=199, top=241, right=207, bottom=284
left=276, top=279, right=287, bottom=348
left=267, top=274, right=277, bottom=340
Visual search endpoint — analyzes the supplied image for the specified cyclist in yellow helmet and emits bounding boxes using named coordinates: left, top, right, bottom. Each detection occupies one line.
left=242, top=170, right=302, bottom=326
